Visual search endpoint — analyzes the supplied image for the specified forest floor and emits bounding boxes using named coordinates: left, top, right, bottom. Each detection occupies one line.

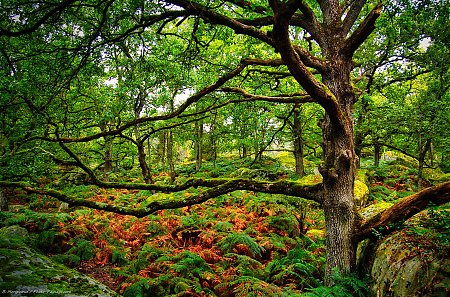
left=1, top=153, right=449, bottom=296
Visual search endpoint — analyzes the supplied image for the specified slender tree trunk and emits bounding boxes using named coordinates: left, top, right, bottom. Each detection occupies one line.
left=99, top=122, right=113, bottom=181
left=293, top=103, right=306, bottom=177
left=167, top=130, right=176, bottom=182
left=0, top=189, right=8, bottom=211
left=194, top=121, right=203, bottom=171
left=240, top=125, right=247, bottom=158
left=418, top=138, right=431, bottom=191
left=374, top=142, right=381, bottom=167
left=134, top=94, right=153, bottom=184
left=211, top=122, right=217, bottom=164
left=242, top=145, right=247, bottom=158
left=239, top=123, right=248, bottom=159
left=103, top=136, right=113, bottom=181
left=159, top=131, right=167, bottom=171
left=429, top=141, right=434, bottom=168
left=137, top=142, right=153, bottom=184
left=167, top=98, right=176, bottom=182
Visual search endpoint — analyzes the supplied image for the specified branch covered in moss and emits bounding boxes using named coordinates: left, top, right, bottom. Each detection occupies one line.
left=354, top=181, right=450, bottom=242
left=0, top=178, right=323, bottom=217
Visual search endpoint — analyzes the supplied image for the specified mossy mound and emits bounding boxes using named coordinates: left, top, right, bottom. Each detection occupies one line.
left=370, top=231, right=449, bottom=297
left=359, top=201, right=394, bottom=220
left=357, top=204, right=450, bottom=297
left=354, top=180, right=369, bottom=208
left=0, top=225, right=119, bottom=297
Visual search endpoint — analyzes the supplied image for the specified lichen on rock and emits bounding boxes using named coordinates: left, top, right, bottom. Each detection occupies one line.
left=369, top=231, right=449, bottom=297
left=0, top=225, right=119, bottom=297
left=356, top=205, right=450, bottom=297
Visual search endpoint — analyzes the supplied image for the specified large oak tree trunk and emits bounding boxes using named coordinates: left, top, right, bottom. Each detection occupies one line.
left=270, top=1, right=369, bottom=280
left=321, top=129, right=357, bottom=279
left=320, top=57, right=358, bottom=279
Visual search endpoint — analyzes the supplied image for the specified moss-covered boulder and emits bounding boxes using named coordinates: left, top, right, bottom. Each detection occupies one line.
left=305, top=229, right=325, bottom=240
left=0, top=225, right=120, bottom=297
left=354, top=180, right=369, bottom=208
left=369, top=231, right=449, bottom=297
left=356, top=204, right=450, bottom=297
left=359, top=201, right=394, bottom=219
left=354, top=170, right=370, bottom=208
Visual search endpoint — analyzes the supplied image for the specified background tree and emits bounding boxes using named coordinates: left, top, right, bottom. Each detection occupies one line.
left=354, top=0, right=450, bottom=185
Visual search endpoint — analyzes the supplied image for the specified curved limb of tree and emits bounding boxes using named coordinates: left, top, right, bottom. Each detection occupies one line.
left=1, top=179, right=448, bottom=241
left=354, top=181, right=450, bottom=242
left=0, top=178, right=324, bottom=217
left=219, top=87, right=313, bottom=103
left=0, top=0, right=78, bottom=37
left=30, top=60, right=248, bottom=143
left=31, top=57, right=303, bottom=144
left=179, top=91, right=313, bottom=119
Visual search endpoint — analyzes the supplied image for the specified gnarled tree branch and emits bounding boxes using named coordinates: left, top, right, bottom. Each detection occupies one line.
left=33, top=60, right=248, bottom=143
left=354, top=181, right=450, bottom=242
left=168, top=0, right=274, bottom=46
left=219, top=87, right=313, bottom=103
left=0, top=178, right=324, bottom=217
left=341, top=3, right=383, bottom=57
left=0, top=0, right=78, bottom=37
left=341, top=0, right=367, bottom=36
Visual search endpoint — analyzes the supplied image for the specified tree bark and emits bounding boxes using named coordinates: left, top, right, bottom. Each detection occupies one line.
left=293, top=103, right=306, bottom=177
left=0, top=189, right=8, bottom=211
left=137, top=142, right=153, bottom=184
left=417, top=137, right=431, bottom=191
left=319, top=57, right=358, bottom=278
left=374, top=142, right=381, bottom=167
left=194, top=121, right=203, bottom=171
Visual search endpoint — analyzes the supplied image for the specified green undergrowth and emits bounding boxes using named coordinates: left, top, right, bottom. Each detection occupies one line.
left=365, top=158, right=450, bottom=256
left=366, top=158, right=446, bottom=203
left=2, top=155, right=449, bottom=296
left=2, top=190, right=328, bottom=295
